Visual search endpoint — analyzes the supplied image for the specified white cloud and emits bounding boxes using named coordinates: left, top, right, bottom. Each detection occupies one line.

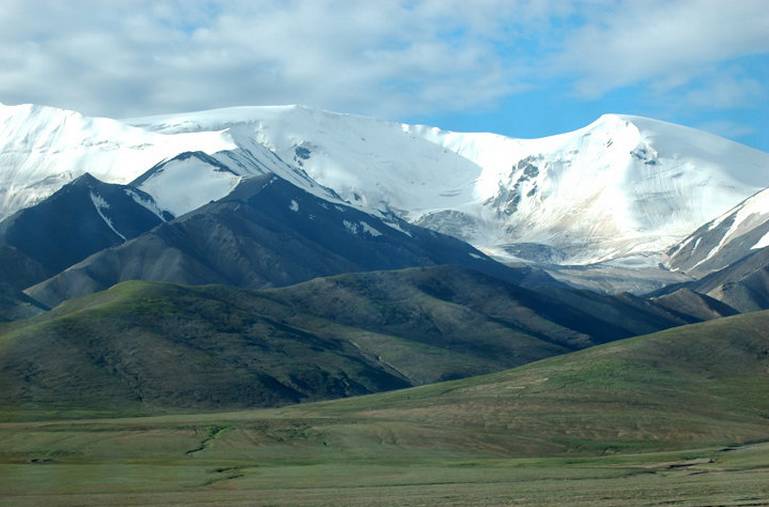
left=683, top=75, right=764, bottom=110
left=0, top=0, right=542, bottom=118
left=552, top=0, right=769, bottom=97
left=0, top=0, right=766, bottom=120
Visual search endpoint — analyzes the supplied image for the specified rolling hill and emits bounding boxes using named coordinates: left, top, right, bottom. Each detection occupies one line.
left=1, top=308, right=768, bottom=506
left=95, top=308, right=769, bottom=459
left=0, top=265, right=704, bottom=419
left=296, top=309, right=769, bottom=456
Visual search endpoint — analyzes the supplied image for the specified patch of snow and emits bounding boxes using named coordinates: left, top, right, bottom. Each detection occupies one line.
left=135, top=156, right=242, bottom=216
left=753, top=231, right=769, bottom=250
left=124, top=188, right=169, bottom=221
left=90, top=191, right=126, bottom=241
left=359, top=221, right=382, bottom=237
left=693, top=237, right=702, bottom=251
left=343, top=219, right=358, bottom=234
left=380, top=218, right=413, bottom=237
left=691, top=217, right=744, bottom=270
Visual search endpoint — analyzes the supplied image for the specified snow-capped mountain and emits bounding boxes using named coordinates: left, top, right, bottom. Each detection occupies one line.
left=3, top=101, right=769, bottom=266
left=129, top=106, right=769, bottom=264
left=665, top=187, right=769, bottom=276
left=0, top=103, right=235, bottom=216
left=129, top=146, right=339, bottom=217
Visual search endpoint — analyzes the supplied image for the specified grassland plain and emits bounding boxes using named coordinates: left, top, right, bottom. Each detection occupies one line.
left=1, top=310, right=769, bottom=505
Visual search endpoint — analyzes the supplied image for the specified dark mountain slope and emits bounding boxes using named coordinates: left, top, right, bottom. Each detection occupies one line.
left=259, top=266, right=699, bottom=350
left=650, top=288, right=738, bottom=322
left=0, top=284, right=47, bottom=323
left=0, top=246, right=48, bottom=322
left=0, top=245, right=47, bottom=291
left=27, top=175, right=552, bottom=307
left=689, top=247, right=769, bottom=312
left=0, top=173, right=169, bottom=279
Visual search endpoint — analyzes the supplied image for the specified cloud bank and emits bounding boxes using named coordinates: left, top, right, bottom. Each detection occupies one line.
left=0, top=0, right=766, bottom=121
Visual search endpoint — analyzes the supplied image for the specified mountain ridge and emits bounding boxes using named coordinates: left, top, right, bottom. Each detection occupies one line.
left=3, top=102, right=768, bottom=267
left=0, top=173, right=169, bottom=279
left=666, top=186, right=769, bottom=276
left=26, top=174, right=544, bottom=307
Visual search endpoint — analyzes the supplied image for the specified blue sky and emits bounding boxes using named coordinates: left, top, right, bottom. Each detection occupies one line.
left=417, top=59, right=769, bottom=150
left=1, top=0, right=767, bottom=150
left=405, top=3, right=769, bottom=150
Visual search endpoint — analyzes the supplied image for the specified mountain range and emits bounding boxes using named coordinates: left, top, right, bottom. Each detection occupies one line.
left=3, top=102, right=769, bottom=268
left=1, top=100, right=769, bottom=416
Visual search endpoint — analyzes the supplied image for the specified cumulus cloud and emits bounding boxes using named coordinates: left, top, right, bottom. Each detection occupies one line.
left=0, top=0, right=766, bottom=119
left=552, top=0, right=769, bottom=99
left=0, top=0, right=545, bottom=117
left=682, top=75, right=764, bottom=110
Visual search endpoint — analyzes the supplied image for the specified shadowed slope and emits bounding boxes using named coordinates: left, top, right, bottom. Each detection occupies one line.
left=0, top=173, right=168, bottom=279
left=27, top=175, right=548, bottom=308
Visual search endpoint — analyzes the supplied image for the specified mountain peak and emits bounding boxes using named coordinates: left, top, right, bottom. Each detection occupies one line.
left=69, top=172, right=101, bottom=187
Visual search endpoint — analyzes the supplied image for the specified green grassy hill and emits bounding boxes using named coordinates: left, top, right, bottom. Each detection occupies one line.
left=302, top=308, right=769, bottom=456
left=0, top=266, right=696, bottom=419
left=7, top=308, right=769, bottom=454
left=0, top=280, right=409, bottom=419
